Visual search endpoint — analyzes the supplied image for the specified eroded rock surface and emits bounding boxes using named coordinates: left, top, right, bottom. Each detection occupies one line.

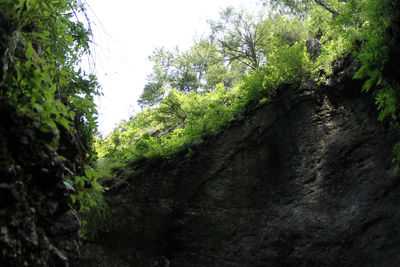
left=79, top=78, right=400, bottom=266
left=0, top=103, right=81, bottom=267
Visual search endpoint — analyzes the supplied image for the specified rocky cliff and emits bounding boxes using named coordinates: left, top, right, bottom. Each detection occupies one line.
left=0, top=103, right=82, bottom=267
left=78, top=67, right=400, bottom=266
left=0, top=11, right=84, bottom=266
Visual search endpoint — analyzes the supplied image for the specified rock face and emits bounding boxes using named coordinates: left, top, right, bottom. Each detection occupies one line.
left=306, top=38, right=321, bottom=62
left=1, top=12, right=81, bottom=266
left=79, top=75, right=400, bottom=266
left=0, top=103, right=82, bottom=267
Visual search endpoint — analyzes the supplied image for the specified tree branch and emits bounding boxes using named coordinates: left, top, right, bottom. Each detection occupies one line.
left=314, top=0, right=339, bottom=16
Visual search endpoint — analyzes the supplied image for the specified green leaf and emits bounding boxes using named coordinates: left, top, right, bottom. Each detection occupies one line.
left=58, top=116, right=71, bottom=131
left=84, top=168, right=98, bottom=180
left=25, top=43, right=34, bottom=59
left=39, top=122, right=55, bottom=133
left=48, top=84, right=57, bottom=94
left=70, top=194, right=77, bottom=204
left=69, top=110, right=76, bottom=120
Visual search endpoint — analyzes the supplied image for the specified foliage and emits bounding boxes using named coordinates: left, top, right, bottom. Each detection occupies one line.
left=100, top=84, right=239, bottom=164
left=138, top=9, right=311, bottom=110
left=353, top=0, right=398, bottom=120
left=98, top=12, right=313, bottom=168
left=99, top=0, right=400, bottom=171
left=265, top=0, right=400, bottom=162
left=0, top=0, right=107, bottom=237
left=137, top=39, right=244, bottom=108
left=66, top=167, right=111, bottom=238
left=265, top=0, right=342, bottom=17
left=1, top=0, right=100, bottom=138
left=350, top=0, right=400, bottom=161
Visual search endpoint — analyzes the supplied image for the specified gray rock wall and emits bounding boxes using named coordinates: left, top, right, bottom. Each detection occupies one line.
left=79, top=78, right=400, bottom=266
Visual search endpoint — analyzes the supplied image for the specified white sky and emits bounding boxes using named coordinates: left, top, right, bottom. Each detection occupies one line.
left=84, top=0, right=261, bottom=136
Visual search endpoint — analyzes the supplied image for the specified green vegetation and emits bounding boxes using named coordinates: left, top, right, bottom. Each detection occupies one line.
left=1, top=0, right=399, bottom=238
left=98, top=0, right=400, bottom=171
left=97, top=10, right=313, bottom=168
left=0, top=0, right=106, bottom=237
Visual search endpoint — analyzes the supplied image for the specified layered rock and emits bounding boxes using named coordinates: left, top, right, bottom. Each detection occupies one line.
left=79, top=73, right=400, bottom=266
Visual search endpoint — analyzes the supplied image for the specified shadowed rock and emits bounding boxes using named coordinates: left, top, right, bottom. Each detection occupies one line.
left=306, top=38, right=321, bottom=62
left=78, top=62, right=400, bottom=267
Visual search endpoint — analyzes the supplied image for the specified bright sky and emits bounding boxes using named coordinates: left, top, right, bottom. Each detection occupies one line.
left=84, top=0, right=261, bottom=136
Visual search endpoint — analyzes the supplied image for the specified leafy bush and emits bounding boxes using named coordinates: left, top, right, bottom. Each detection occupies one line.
left=1, top=0, right=100, bottom=136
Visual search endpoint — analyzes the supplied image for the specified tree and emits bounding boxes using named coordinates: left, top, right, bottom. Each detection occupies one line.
left=138, top=39, right=244, bottom=107
left=209, top=7, right=267, bottom=70
left=137, top=81, right=165, bottom=108
left=169, top=50, right=201, bottom=93
left=137, top=47, right=173, bottom=107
